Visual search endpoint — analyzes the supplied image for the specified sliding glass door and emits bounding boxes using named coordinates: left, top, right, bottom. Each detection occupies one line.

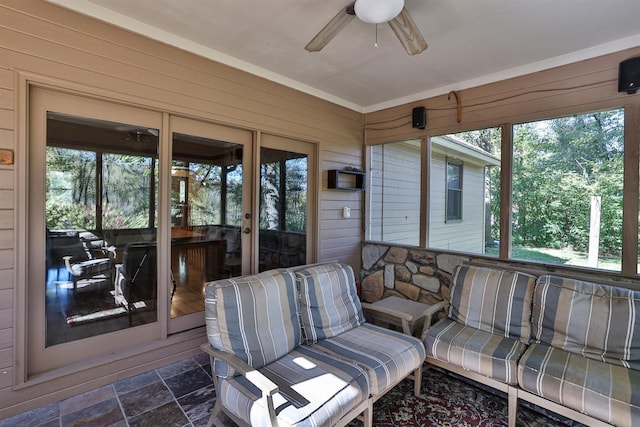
left=27, top=89, right=316, bottom=376
left=168, top=117, right=253, bottom=333
left=258, top=134, right=316, bottom=271
left=29, top=88, right=164, bottom=375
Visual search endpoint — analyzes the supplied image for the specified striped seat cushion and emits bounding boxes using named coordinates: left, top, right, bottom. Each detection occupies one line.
left=204, top=269, right=302, bottom=377
left=518, top=342, right=640, bottom=426
left=424, top=318, right=528, bottom=385
left=311, top=323, right=425, bottom=395
left=449, top=265, right=536, bottom=344
left=69, top=257, right=113, bottom=277
left=295, top=263, right=365, bottom=343
left=533, top=275, right=640, bottom=369
left=218, top=345, right=369, bottom=426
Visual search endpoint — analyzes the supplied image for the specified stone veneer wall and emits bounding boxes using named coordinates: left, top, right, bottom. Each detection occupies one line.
left=360, top=242, right=469, bottom=306
left=360, top=242, right=640, bottom=307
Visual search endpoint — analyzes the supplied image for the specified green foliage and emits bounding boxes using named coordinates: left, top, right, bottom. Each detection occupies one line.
left=46, top=202, right=94, bottom=230
left=510, top=109, right=624, bottom=257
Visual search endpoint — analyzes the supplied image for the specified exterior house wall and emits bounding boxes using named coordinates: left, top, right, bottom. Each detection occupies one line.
left=428, top=152, right=486, bottom=253
left=0, top=0, right=364, bottom=418
left=369, top=141, right=421, bottom=246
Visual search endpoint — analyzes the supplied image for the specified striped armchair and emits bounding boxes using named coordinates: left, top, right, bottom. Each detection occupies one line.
left=422, top=264, right=537, bottom=427
left=518, top=275, right=640, bottom=426
left=202, top=268, right=371, bottom=427
left=295, top=262, right=426, bottom=401
left=424, top=264, right=536, bottom=385
left=201, top=262, right=428, bottom=427
left=422, top=264, right=640, bottom=427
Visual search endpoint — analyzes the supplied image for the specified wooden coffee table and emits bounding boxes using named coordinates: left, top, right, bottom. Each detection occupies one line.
left=362, top=295, right=434, bottom=337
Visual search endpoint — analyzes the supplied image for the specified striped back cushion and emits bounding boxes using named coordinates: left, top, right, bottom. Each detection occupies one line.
left=449, top=265, right=536, bottom=344
left=204, top=269, right=302, bottom=377
left=532, top=275, right=640, bottom=369
left=295, top=262, right=364, bottom=343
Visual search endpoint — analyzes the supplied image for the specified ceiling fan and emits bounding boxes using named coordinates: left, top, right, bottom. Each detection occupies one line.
left=305, top=0, right=427, bottom=55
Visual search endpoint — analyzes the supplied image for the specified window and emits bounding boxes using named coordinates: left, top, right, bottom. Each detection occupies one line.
left=170, top=132, right=244, bottom=318
left=28, top=87, right=318, bottom=375
left=258, top=145, right=310, bottom=272
left=368, top=140, right=421, bottom=246
left=368, top=129, right=501, bottom=253
left=446, top=160, right=462, bottom=221
left=370, top=110, right=625, bottom=272
left=512, top=109, right=624, bottom=271
left=428, top=129, right=501, bottom=254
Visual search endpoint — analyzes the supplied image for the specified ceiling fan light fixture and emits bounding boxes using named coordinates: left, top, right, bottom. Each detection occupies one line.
left=354, top=0, right=404, bottom=24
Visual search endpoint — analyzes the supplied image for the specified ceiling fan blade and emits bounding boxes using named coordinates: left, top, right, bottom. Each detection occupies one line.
left=388, top=7, right=428, bottom=55
left=305, top=4, right=356, bottom=52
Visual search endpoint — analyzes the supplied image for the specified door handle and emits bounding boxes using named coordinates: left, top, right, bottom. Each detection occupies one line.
left=243, top=227, right=251, bottom=234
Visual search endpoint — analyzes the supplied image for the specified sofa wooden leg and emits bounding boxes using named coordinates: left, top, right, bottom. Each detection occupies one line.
left=507, top=386, right=518, bottom=427
left=361, top=398, right=373, bottom=427
left=413, top=364, right=423, bottom=397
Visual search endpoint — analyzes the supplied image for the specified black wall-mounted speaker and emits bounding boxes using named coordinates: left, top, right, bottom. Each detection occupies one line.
left=412, top=106, right=426, bottom=129
left=618, top=57, right=640, bottom=94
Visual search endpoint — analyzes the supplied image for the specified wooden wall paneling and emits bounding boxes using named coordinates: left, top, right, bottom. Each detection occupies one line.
left=0, top=250, right=12, bottom=270
left=0, top=308, right=10, bottom=329
left=0, top=268, right=12, bottom=290
left=0, top=212, right=11, bottom=230
left=365, top=47, right=640, bottom=145
left=2, top=1, right=361, bottom=122
left=0, top=68, right=13, bottom=88
left=0, top=109, right=12, bottom=131
left=0, top=348, right=12, bottom=389
left=0, top=189, right=13, bottom=210
left=0, top=7, right=362, bottom=142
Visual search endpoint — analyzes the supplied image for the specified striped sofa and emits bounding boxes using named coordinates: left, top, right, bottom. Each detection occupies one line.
left=202, top=262, right=425, bottom=427
left=422, top=264, right=640, bottom=427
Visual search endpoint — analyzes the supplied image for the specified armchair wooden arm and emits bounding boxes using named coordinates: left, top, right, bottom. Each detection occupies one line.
left=200, top=343, right=279, bottom=425
left=361, top=302, right=414, bottom=334
left=419, top=300, right=449, bottom=337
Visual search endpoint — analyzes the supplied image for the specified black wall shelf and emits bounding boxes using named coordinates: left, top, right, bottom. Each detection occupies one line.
left=327, top=169, right=365, bottom=191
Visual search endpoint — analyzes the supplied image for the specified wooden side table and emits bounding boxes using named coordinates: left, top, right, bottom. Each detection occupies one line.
left=362, top=295, right=447, bottom=337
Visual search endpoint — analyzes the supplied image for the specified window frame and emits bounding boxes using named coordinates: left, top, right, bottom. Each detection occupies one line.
left=445, top=158, right=463, bottom=223
left=366, top=106, right=637, bottom=276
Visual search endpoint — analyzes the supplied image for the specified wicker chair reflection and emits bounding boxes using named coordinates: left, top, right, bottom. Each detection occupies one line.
left=114, top=242, right=158, bottom=326
left=61, top=232, right=115, bottom=292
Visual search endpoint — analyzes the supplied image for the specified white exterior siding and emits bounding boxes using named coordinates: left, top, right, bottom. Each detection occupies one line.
left=428, top=152, right=486, bottom=253
left=369, top=138, right=492, bottom=253
left=369, top=141, right=421, bottom=246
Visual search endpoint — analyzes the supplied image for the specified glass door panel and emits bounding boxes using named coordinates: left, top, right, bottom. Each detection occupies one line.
left=258, top=135, right=316, bottom=271
left=29, top=88, right=163, bottom=375
left=168, top=117, right=252, bottom=332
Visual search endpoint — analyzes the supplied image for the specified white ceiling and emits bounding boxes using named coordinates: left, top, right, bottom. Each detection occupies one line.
left=46, top=0, right=640, bottom=113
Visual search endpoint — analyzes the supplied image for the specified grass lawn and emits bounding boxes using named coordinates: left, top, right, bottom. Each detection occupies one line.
left=485, top=245, right=621, bottom=271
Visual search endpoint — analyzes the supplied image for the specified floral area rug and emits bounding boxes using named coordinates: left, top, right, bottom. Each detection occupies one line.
left=351, top=367, right=586, bottom=427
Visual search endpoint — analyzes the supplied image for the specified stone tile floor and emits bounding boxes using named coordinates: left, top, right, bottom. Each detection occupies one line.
left=0, top=352, right=218, bottom=427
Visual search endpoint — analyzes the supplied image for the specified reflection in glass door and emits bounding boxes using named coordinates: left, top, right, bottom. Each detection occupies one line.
left=45, top=113, right=159, bottom=346
left=170, top=133, right=243, bottom=318
left=29, top=87, right=164, bottom=375
left=168, top=117, right=252, bottom=332
left=258, top=136, right=315, bottom=271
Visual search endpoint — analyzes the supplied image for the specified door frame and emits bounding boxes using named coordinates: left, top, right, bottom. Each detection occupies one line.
left=167, top=116, right=254, bottom=334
